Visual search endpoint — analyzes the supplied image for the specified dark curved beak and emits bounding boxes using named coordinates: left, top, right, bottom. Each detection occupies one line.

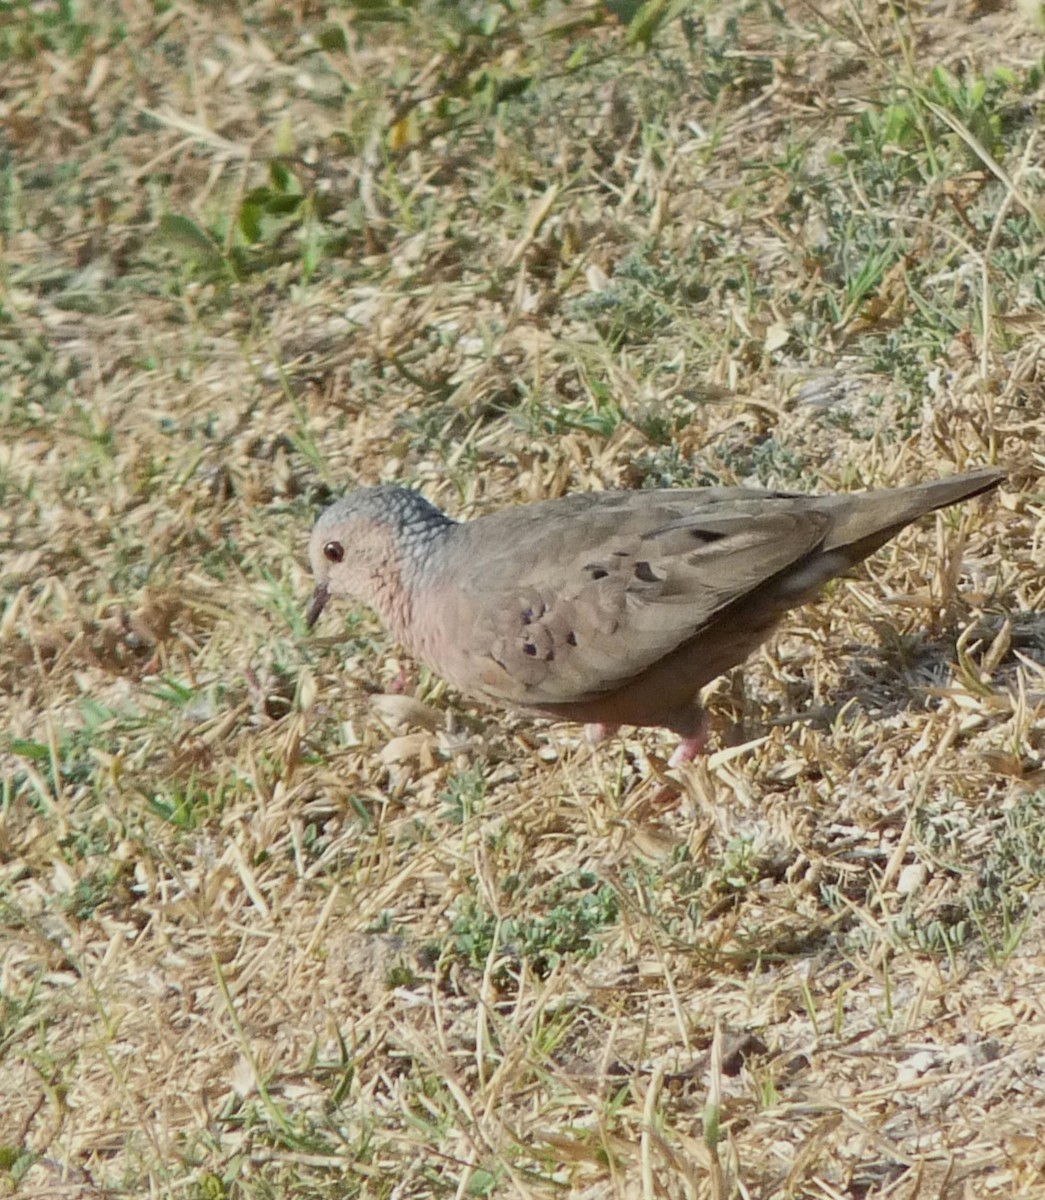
left=305, top=582, right=329, bottom=629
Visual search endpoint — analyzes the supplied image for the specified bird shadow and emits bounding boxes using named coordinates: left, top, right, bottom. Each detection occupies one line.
left=719, top=609, right=1045, bottom=743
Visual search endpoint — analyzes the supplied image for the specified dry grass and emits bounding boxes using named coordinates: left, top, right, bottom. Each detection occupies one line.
left=3, top=1, right=1045, bottom=1196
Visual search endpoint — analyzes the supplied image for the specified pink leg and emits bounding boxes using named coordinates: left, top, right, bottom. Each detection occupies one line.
left=667, top=711, right=709, bottom=768
left=585, top=721, right=620, bottom=746
left=388, top=664, right=413, bottom=694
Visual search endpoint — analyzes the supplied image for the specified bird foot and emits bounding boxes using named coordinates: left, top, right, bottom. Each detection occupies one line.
left=388, top=664, right=414, bottom=694
left=585, top=721, right=620, bottom=746
left=667, top=716, right=709, bottom=768
left=584, top=717, right=709, bottom=766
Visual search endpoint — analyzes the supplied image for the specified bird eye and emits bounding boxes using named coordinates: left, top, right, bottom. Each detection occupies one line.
left=323, top=541, right=345, bottom=563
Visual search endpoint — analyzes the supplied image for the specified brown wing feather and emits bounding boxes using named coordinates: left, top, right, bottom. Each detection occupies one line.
left=444, top=503, right=832, bottom=707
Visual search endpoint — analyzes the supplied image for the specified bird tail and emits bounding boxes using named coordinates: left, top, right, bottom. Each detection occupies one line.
left=824, top=467, right=1004, bottom=559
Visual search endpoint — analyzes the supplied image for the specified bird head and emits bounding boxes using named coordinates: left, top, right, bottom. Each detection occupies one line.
left=306, top=485, right=454, bottom=629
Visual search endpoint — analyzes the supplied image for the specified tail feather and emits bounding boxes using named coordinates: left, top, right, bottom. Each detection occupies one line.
left=824, top=467, right=1004, bottom=558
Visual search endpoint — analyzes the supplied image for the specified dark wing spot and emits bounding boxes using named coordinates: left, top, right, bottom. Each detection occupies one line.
left=585, top=564, right=610, bottom=580
left=566, top=631, right=578, bottom=646
left=521, top=606, right=534, bottom=624
left=523, top=642, right=538, bottom=657
left=633, top=560, right=661, bottom=583
left=690, top=529, right=726, bottom=544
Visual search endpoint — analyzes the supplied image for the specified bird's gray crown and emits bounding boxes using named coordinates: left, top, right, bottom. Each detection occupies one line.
left=316, top=485, right=456, bottom=551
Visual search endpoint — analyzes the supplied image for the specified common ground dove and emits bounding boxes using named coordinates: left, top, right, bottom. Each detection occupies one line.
left=306, top=468, right=1003, bottom=765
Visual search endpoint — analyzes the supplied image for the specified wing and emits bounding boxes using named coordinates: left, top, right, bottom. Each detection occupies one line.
left=433, top=491, right=833, bottom=707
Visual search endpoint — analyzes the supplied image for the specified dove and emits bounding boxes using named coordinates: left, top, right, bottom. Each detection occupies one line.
left=305, top=468, right=1003, bottom=765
